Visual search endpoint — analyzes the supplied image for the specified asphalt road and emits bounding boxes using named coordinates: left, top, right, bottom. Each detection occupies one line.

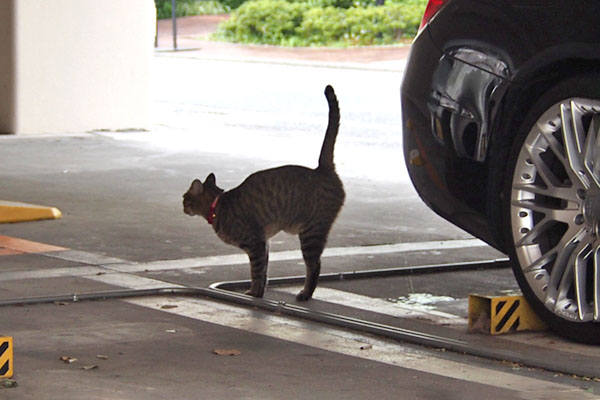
left=1, top=52, right=600, bottom=399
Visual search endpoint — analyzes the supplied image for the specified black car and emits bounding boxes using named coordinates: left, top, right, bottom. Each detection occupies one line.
left=401, top=0, right=600, bottom=343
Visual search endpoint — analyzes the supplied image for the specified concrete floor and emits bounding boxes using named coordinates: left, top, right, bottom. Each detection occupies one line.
left=1, top=20, right=600, bottom=398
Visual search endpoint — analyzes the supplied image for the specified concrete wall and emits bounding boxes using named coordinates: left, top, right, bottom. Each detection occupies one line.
left=0, top=0, right=156, bottom=134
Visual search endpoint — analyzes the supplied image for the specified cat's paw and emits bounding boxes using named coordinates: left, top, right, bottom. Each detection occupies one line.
left=296, top=291, right=312, bottom=302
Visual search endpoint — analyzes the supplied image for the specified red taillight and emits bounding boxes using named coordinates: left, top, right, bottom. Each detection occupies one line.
left=419, top=0, right=449, bottom=32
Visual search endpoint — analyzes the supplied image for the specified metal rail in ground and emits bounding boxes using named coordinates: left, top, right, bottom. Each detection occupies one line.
left=3, top=258, right=597, bottom=377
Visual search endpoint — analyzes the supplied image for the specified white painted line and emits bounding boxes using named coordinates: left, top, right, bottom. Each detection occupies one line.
left=108, top=238, right=489, bottom=273
left=322, top=239, right=488, bottom=257
left=0, top=239, right=489, bottom=282
left=126, top=294, right=593, bottom=399
left=42, top=250, right=128, bottom=265
left=88, top=272, right=184, bottom=290
left=0, top=266, right=106, bottom=281
left=108, top=254, right=250, bottom=272
left=276, top=286, right=466, bottom=325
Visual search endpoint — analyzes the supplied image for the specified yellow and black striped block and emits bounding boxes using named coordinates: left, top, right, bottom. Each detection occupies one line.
left=0, top=337, right=13, bottom=378
left=468, top=293, right=547, bottom=335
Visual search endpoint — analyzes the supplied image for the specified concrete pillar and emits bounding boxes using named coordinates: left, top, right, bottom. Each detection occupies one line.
left=0, top=3, right=16, bottom=134
left=0, top=0, right=156, bottom=134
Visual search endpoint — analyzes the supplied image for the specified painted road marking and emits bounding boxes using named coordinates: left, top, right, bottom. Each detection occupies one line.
left=107, top=238, right=490, bottom=273
left=0, top=266, right=107, bottom=282
left=126, top=295, right=591, bottom=399
left=84, top=271, right=594, bottom=399
left=0, top=239, right=489, bottom=282
left=89, top=272, right=184, bottom=290
left=276, top=286, right=466, bottom=325
left=42, top=250, right=127, bottom=265
left=0, top=235, right=66, bottom=255
left=0, top=248, right=22, bottom=256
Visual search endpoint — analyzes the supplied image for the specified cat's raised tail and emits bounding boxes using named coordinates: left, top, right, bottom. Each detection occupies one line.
left=317, top=85, right=340, bottom=172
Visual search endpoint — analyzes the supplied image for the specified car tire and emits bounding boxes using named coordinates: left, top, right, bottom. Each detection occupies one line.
left=504, top=73, right=600, bottom=343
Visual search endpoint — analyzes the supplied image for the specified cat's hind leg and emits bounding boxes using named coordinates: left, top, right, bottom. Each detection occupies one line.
left=297, top=228, right=327, bottom=301
left=242, top=239, right=269, bottom=298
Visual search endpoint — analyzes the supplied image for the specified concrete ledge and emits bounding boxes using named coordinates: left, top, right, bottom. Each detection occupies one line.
left=0, top=201, right=62, bottom=223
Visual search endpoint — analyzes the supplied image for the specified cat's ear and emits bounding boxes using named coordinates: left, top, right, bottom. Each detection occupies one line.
left=190, top=179, right=204, bottom=195
left=205, top=173, right=216, bottom=188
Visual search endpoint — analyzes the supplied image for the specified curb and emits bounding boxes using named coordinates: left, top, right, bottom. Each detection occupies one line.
left=154, top=50, right=408, bottom=72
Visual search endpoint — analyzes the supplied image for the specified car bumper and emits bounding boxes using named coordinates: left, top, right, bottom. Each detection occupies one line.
left=401, top=28, right=507, bottom=250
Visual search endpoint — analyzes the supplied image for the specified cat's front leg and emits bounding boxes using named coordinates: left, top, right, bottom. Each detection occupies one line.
left=243, top=240, right=269, bottom=298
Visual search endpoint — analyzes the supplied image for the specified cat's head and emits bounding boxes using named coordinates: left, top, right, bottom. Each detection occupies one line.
left=183, top=173, right=220, bottom=217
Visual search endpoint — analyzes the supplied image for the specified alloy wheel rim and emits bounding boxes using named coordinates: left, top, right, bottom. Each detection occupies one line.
left=511, top=98, right=600, bottom=322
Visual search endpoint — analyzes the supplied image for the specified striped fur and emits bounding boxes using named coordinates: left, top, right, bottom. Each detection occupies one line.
left=183, top=85, right=345, bottom=301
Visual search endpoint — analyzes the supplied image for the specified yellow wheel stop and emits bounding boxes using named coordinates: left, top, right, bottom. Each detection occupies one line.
left=0, top=201, right=62, bottom=223
left=0, top=337, right=13, bottom=378
left=469, top=292, right=547, bottom=335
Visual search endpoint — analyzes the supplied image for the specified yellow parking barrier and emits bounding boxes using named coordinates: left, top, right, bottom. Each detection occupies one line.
left=0, top=201, right=61, bottom=223
left=0, top=337, right=13, bottom=378
left=468, top=292, right=547, bottom=335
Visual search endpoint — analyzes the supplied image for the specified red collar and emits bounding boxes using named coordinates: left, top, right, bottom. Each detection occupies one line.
left=207, top=196, right=220, bottom=225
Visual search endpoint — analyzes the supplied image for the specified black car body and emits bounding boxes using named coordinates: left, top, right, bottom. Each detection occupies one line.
left=401, top=0, right=600, bottom=342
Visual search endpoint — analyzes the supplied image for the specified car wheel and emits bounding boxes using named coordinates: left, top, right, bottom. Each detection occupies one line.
left=505, top=74, right=600, bottom=343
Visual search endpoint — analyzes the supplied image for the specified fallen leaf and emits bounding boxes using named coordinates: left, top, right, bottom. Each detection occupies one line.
left=96, top=355, right=109, bottom=360
left=53, top=301, right=69, bottom=306
left=81, top=365, right=99, bottom=371
left=59, top=356, right=78, bottom=364
left=212, top=348, right=241, bottom=356
left=0, top=379, right=18, bottom=389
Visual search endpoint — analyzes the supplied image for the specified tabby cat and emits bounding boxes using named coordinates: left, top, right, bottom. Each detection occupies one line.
left=183, top=85, right=345, bottom=301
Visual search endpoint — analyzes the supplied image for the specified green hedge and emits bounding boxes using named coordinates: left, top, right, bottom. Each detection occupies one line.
left=217, top=0, right=309, bottom=45
left=216, top=0, right=425, bottom=46
left=156, top=0, right=230, bottom=18
left=155, top=0, right=426, bottom=46
left=287, top=0, right=382, bottom=8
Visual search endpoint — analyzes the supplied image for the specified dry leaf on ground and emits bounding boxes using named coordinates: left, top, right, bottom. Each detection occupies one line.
left=0, top=379, right=18, bottom=389
left=212, top=348, right=241, bottom=356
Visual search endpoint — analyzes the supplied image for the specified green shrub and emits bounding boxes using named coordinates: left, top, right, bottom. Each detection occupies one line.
left=287, top=0, right=380, bottom=9
left=294, top=7, right=345, bottom=45
left=155, top=0, right=230, bottom=19
left=216, top=0, right=426, bottom=46
left=218, top=0, right=310, bottom=45
left=219, top=0, right=248, bottom=10
left=389, top=0, right=427, bottom=36
left=297, top=4, right=407, bottom=45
